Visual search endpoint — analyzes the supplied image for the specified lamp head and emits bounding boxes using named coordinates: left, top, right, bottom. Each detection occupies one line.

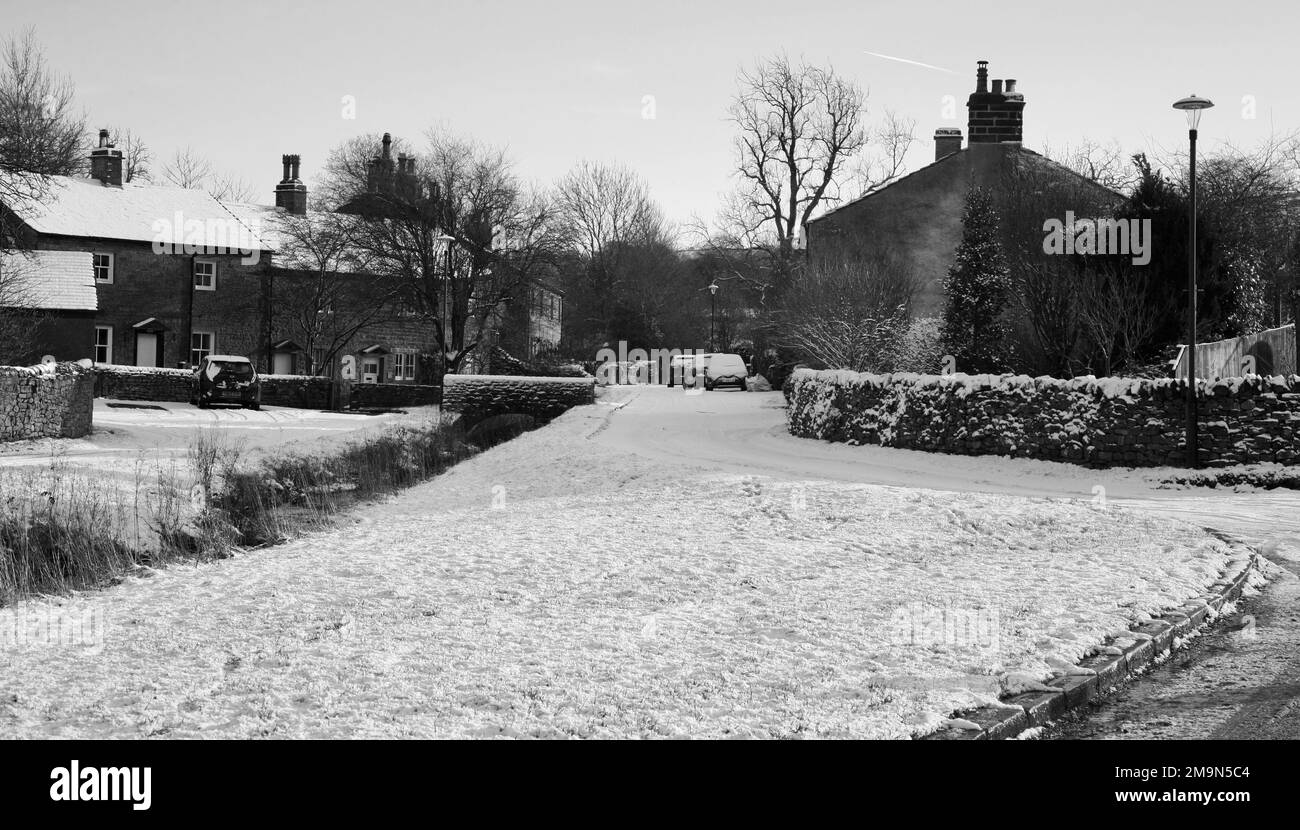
left=1173, top=94, right=1214, bottom=129
left=708, top=282, right=719, bottom=296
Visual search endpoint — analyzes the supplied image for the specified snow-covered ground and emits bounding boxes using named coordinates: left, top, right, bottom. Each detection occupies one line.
left=0, top=399, right=435, bottom=475
left=0, top=387, right=1250, bottom=739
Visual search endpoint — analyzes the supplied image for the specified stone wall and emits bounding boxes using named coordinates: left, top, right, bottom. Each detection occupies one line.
left=259, top=374, right=332, bottom=409
left=787, top=369, right=1300, bottom=469
left=0, top=361, right=96, bottom=443
left=93, top=365, right=439, bottom=411
left=441, top=374, right=595, bottom=422
left=351, top=382, right=441, bottom=409
left=94, top=365, right=194, bottom=401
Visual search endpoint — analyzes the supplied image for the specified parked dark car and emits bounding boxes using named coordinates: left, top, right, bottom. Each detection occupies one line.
left=191, top=355, right=261, bottom=409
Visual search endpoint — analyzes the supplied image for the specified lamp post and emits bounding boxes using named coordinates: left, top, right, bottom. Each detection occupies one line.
left=708, top=281, right=719, bottom=352
left=1173, top=94, right=1213, bottom=469
left=435, top=233, right=456, bottom=374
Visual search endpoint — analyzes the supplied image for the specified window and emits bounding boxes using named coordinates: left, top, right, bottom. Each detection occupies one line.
left=94, top=326, right=113, bottom=364
left=394, top=352, right=416, bottom=381
left=193, top=260, right=216, bottom=291
left=93, top=253, right=114, bottom=284
left=190, top=331, right=214, bottom=365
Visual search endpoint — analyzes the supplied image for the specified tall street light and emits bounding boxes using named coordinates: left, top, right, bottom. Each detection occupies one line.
left=435, top=233, right=456, bottom=367
left=708, top=282, right=720, bottom=352
left=1173, top=94, right=1213, bottom=469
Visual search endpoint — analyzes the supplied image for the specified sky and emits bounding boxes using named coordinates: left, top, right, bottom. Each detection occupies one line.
left=10, top=0, right=1300, bottom=228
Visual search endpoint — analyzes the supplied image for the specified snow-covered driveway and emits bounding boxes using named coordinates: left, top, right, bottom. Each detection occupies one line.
left=0, top=388, right=1248, bottom=739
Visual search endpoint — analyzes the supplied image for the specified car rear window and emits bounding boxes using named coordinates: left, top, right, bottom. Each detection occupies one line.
left=710, top=356, right=747, bottom=374
left=213, top=361, right=255, bottom=380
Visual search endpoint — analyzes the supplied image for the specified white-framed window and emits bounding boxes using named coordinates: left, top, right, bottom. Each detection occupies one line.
left=94, top=325, right=113, bottom=364
left=190, top=331, right=214, bottom=365
left=93, top=253, right=114, bottom=284
left=193, top=260, right=216, bottom=291
left=394, top=352, right=416, bottom=380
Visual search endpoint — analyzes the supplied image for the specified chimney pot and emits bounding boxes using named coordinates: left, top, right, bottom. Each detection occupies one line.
left=933, top=128, right=963, bottom=161
left=976, top=60, right=989, bottom=93
left=89, top=128, right=123, bottom=185
left=275, top=153, right=308, bottom=214
left=382, top=132, right=392, bottom=160
left=966, top=63, right=1025, bottom=144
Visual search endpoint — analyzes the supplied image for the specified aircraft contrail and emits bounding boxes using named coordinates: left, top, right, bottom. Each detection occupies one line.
left=863, top=50, right=958, bottom=75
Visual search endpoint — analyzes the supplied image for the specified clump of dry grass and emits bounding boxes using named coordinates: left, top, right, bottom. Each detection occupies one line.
left=0, top=416, right=478, bottom=605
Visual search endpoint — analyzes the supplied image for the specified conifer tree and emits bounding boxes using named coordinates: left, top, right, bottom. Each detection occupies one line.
left=940, top=186, right=1013, bottom=372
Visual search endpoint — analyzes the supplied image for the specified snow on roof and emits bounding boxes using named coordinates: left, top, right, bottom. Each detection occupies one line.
left=1, top=174, right=277, bottom=252
left=0, top=249, right=97, bottom=311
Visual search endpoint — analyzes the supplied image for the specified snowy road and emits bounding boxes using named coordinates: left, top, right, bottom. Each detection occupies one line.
left=0, top=387, right=1272, bottom=739
left=596, top=386, right=1300, bottom=550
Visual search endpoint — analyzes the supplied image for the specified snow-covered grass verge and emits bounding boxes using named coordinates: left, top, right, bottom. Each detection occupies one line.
left=0, top=400, right=1238, bottom=739
left=0, top=414, right=476, bottom=605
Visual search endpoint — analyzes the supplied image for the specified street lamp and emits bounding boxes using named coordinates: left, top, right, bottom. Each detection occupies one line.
left=435, top=233, right=456, bottom=368
left=1173, top=94, right=1213, bottom=469
left=708, top=281, right=719, bottom=352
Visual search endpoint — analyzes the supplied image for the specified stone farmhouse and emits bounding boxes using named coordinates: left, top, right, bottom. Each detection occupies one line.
left=805, top=60, right=1122, bottom=318
left=0, top=131, right=563, bottom=383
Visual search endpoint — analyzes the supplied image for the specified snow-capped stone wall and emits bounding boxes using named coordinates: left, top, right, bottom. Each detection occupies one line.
left=93, top=365, right=193, bottom=402
left=92, top=366, right=436, bottom=410
left=0, top=361, right=96, bottom=443
left=787, top=369, right=1300, bottom=468
left=441, top=374, right=596, bottom=423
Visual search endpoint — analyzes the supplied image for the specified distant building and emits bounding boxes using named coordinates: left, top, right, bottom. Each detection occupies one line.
left=805, top=60, right=1121, bottom=318
left=0, top=249, right=97, bottom=364
left=0, top=130, right=562, bottom=381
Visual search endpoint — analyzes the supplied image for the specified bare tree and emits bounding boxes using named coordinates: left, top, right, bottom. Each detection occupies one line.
left=161, top=146, right=257, bottom=201
left=161, top=146, right=213, bottom=189
left=1075, top=258, right=1163, bottom=376
left=271, top=212, right=396, bottom=374
left=104, top=126, right=152, bottom=183
left=323, top=129, right=566, bottom=377
left=0, top=30, right=85, bottom=246
left=770, top=247, right=918, bottom=371
left=207, top=171, right=256, bottom=202
left=0, top=29, right=85, bottom=178
left=1041, top=139, right=1135, bottom=193
left=846, top=109, right=917, bottom=199
left=729, top=54, right=867, bottom=280
left=556, top=160, right=677, bottom=349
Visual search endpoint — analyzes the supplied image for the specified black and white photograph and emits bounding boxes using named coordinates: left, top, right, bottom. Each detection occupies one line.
left=0, top=0, right=1293, bottom=812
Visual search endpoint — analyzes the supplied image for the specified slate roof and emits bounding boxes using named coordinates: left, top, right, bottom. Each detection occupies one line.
left=1, top=174, right=277, bottom=252
left=0, top=249, right=97, bottom=311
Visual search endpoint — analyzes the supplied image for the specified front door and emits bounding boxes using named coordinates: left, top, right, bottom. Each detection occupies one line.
left=136, top=332, right=159, bottom=368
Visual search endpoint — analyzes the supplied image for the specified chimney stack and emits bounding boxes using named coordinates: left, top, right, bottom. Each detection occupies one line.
left=933, top=128, right=963, bottom=161
left=367, top=132, right=398, bottom=194
left=275, top=153, right=308, bottom=214
left=88, top=128, right=124, bottom=187
left=966, top=60, right=1025, bottom=144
